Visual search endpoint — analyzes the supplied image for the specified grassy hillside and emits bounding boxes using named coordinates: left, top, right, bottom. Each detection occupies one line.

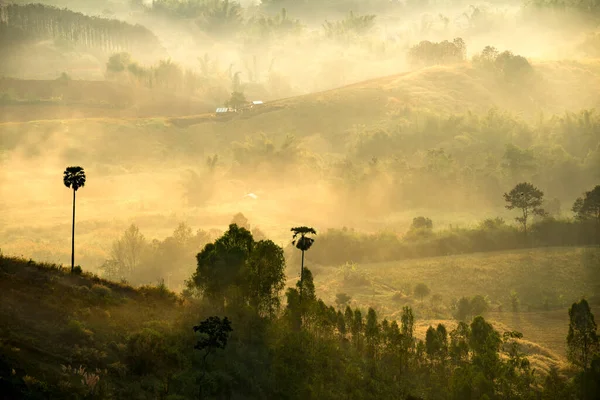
left=310, top=246, right=600, bottom=359
left=0, top=254, right=187, bottom=397
left=3, top=59, right=600, bottom=125
left=0, top=78, right=214, bottom=122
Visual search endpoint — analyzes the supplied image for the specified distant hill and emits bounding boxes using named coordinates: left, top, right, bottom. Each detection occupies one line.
left=3, top=59, right=600, bottom=125
left=0, top=78, right=214, bottom=121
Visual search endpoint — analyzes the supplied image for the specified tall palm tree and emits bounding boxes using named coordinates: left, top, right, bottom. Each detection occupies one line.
left=63, top=166, right=86, bottom=273
left=291, top=226, right=316, bottom=303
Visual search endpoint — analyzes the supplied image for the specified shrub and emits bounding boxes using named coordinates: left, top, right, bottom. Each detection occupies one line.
left=90, top=284, right=112, bottom=299
left=63, top=319, right=94, bottom=343
left=339, top=262, right=371, bottom=287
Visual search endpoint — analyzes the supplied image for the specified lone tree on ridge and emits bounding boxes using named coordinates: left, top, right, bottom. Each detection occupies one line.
left=63, top=166, right=86, bottom=273
left=503, top=182, right=545, bottom=237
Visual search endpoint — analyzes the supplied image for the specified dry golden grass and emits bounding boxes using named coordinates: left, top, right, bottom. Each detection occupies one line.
left=309, top=247, right=596, bottom=362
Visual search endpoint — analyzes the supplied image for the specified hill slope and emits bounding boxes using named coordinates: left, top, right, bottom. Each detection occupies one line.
left=0, top=78, right=214, bottom=122
left=311, top=246, right=600, bottom=360
left=3, top=59, right=600, bottom=125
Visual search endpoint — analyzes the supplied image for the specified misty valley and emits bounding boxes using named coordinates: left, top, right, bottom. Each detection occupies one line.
left=1, top=0, right=600, bottom=399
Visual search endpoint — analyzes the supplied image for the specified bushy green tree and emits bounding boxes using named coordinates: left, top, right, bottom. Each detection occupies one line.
left=414, top=282, right=431, bottom=302
left=503, top=182, right=546, bottom=237
left=573, top=185, right=600, bottom=244
left=567, top=299, right=599, bottom=369
left=191, top=224, right=285, bottom=316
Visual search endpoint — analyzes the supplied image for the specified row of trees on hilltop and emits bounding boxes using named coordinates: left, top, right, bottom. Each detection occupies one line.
left=0, top=3, right=164, bottom=56
left=295, top=182, right=599, bottom=267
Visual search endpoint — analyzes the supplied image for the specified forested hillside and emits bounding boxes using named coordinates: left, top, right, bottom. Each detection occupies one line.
left=1, top=231, right=599, bottom=399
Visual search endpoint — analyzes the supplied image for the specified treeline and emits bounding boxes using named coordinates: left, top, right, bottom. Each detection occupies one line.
left=0, top=3, right=164, bottom=56
left=302, top=216, right=597, bottom=266
left=300, top=183, right=600, bottom=266
left=6, top=225, right=598, bottom=399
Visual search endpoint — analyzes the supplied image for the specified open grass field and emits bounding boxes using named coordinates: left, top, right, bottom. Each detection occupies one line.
left=308, top=246, right=600, bottom=362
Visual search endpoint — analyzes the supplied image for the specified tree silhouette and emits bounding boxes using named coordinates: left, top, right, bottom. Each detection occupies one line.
left=291, top=226, right=316, bottom=303
left=567, top=299, right=599, bottom=370
left=225, top=91, right=247, bottom=110
left=63, top=166, right=86, bottom=273
left=414, top=282, right=431, bottom=302
left=503, top=182, right=546, bottom=237
left=573, top=185, right=600, bottom=244
left=193, top=316, right=233, bottom=399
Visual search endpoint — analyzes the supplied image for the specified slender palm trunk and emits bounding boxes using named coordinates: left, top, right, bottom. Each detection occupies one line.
left=300, top=249, right=304, bottom=303
left=71, top=188, right=76, bottom=273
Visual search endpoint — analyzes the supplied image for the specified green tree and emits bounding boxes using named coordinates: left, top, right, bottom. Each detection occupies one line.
left=365, top=307, right=380, bottom=358
left=455, top=297, right=472, bottom=322
left=63, top=166, right=86, bottom=273
left=470, top=295, right=490, bottom=317
left=246, top=240, right=286, bottom=317
left=193, top=316, right=233, bottom=398
left=335, top=292, right=352, bottom=309
left=573, top=185, right=600, bottom=244
left=510, top=290, right=520, bottom=313
left=426, top=323, right=448, bottom=365
left=414, top=282, right=431, bottom=302
left=503, top=182, right=546, bottom=237
left=225, top=90, right=247, bottom=110
left=192, top=224, right=285, bottom=315
left=567, top=299, right=599, bottom=369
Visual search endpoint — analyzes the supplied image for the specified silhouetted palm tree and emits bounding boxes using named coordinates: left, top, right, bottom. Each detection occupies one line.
left=291, top=226, right=316, bottom=302
left=63, top=166, right=86, bottom=273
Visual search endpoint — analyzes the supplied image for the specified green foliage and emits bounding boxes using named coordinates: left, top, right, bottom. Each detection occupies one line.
left=567, top=299, right=599, bottom=369
left=474, top=47, right=535, bottom=85
left=247, top=8, right=303, bottom=41
left=193, top=316, right=232, bottom=353
left=0, top=255, right=590, bottom=399
left=338, top=262, right=371, bottom=287
left=510, top=290, right=520, bottom=313
left=504, top=182, right=546, bottom=236
left=192, top=224, right=286, bottom=316
left=408, top=38, right=466, bottom=67
left=573, top=185, right=600, bottom=244
left=414, top=282, right=431, bottom=302
left=323, top=11, right=376, bottom=41
left=224, top=91, right=247, bottom=109
left=335, top=292, right=352, bottom=308
left=454, top=294, right=490, bottom=322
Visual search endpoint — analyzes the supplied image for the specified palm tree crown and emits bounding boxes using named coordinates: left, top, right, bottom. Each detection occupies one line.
left=291, top=226, right=316, bottom=251
left=63, top=166, right=86, bottom=191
